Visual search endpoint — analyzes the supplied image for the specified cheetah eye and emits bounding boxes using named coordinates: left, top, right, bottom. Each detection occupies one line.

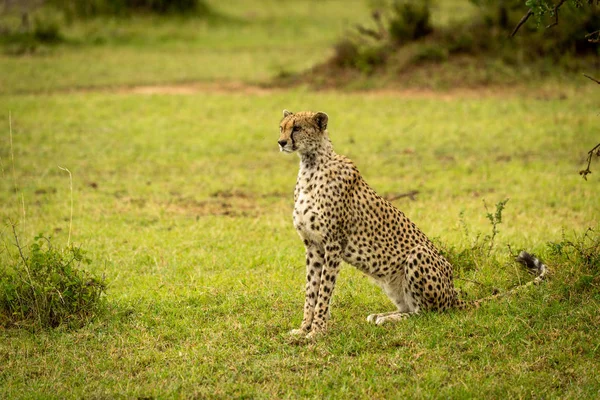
left=279, top=126, right=283, bottom=132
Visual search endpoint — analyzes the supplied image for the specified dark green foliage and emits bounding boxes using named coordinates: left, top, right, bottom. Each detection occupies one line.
left=437, top=199, right=511, bottom=290
left=332, top=39, right=361, bottom=68
left=0, top=234, right=106, bottom=330
left=31, top=13, right=63, bottom=43
left=48, top=0, right=210, bottom=18
left=330, top=0, right=599, bottom=75
left=468, top=0, right=600, bottom=57
left=411, top=44, right=448, bottom=64
left=0, top=10, right=65, bottom=55
left=546, top=228, right=600, bottom=303
left=388, top=0, right=433, bottom=43
left=548, top=228, right=600, bottom=274
left=332, top=39, right=389, bottom=74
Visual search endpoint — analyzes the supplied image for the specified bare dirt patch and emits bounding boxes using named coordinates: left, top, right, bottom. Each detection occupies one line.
left=45, top=75, right=578, bottom=101
left=165, top=193, right=259, bottom=218
left=111, top=81, right=280, bottom=96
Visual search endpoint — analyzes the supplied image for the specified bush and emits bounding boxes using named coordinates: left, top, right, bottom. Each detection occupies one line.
left=412, top=44, right=448, bottom=64
left=325, top=0, right=599, bottom=76
left=388, top=0, right=433, bottom=43
left=548, top=228, right=600, bottom=274
left=48, top=0, right=210, bottom=18
left=32, top=12, right=63, bottom=43
left=0, top=9, right=65, bottom=55
left=331, top=39, right=388, bottom=74
left=0, top=234, right=106, bottom=330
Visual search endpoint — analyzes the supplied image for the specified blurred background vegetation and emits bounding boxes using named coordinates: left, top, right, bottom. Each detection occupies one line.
left=0, top=0, right=210, bottom=54
left=0, top=0, right=598, bottom=87
left=304, top=0, right=600, bottom=87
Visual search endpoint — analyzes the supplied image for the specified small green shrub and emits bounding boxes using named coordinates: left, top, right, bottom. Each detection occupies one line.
left=438, top=199, right=510, bottom=280
left=0, top=233, right=106, bottom=330
left=331, top=39, right=388, bottom=74
left=388, top=0, right=433, bottom=43
left=412, top=44, right=448, bottom=64
left=48, top=0, right=210, bottom=18
left=32, top=12, right=63, bottom=43
left=546, top=228, right=600, bottom=301
left=354, top=45, right=389, bottom=74
left=547, top=228, right=600, bottom=274
left=0, top=9, right=65, bottom=55
left=332, top=39, right=361, bottom=68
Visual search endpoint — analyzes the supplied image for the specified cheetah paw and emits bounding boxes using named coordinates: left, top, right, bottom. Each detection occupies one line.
left=366, top=314, right=387, bottom=325
left=289, top=328, right=308, bottom=337
left=305, top=329, right=324, bottom=340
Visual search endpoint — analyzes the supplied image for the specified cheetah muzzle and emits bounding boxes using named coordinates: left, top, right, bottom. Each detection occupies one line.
left=278, top=109, right=546, bottom=339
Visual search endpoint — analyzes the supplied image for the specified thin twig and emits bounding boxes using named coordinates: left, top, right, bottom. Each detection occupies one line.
left=11, top=221, right=42, bottom=327
left=11, top=221, right=27, bottom=266
left=583, top=73, right=600, bottom=84
left=356, top=24, right=384, bottom=40
left=58, top=166, right=73, bottom=247
left=580, top=143, right=600, bottom=180
left=546, top=0, right=566, bottom=29
left=511, top=9, right=534, bottom=37
left=9, top=112, right=26, bottom=229
left=9, top=111, right=17, bottom=194
left=585, top=30, right=600, bottom=43
left=355, top=9, right=387, bottom=41
left=384, top=190, right=419, bottom=201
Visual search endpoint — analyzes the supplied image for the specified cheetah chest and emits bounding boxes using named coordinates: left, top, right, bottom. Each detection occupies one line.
left=293, top=178, right=325, bottom=244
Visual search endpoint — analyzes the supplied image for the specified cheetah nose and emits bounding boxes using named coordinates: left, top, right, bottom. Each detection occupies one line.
left=278, top=140, right=288, bottom=147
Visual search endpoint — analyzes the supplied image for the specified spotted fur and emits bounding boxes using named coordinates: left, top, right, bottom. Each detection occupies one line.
left=278, top=110, right=546, bottom=339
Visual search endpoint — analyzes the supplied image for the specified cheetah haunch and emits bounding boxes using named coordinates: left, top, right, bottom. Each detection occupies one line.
left=278, top=110, right=546, bottom=339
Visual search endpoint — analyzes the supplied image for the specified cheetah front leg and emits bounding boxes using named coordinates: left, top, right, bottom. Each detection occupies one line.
left=289, top=244, right=325, bottom=337
left=305, top=245, right=342, bottom=339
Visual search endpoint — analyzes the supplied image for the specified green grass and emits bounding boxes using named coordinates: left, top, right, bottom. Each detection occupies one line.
left=1, top=0, right=600, bottom=398
left=1, top=87, right=599, bottom=398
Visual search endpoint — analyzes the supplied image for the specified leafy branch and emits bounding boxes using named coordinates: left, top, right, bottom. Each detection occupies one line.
left=512, top=0, right=599, bottom=37
left=579, top=143, right=600, bottom=180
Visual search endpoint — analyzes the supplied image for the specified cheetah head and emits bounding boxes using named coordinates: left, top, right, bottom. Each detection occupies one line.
left=278, top=110, right=329, bottom=154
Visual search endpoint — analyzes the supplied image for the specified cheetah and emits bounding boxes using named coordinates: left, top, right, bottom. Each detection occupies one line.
left=278, top=109, right=547, bottom=339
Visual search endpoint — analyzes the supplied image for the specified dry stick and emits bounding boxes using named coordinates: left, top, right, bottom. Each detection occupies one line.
left=58, top=166, right=73, bottom=247
left=585, top=30, right=600, bottom=43
left=511, top=0, right=566, bottom=37
left=546, top=0, right=566, bottom=29
left=385, top=190, right=420, bottom=201
left=9, top=112, right=16, bottom=193
left=580, top=143, right=600, bottom=180
left=583, top=73, right=600, bottom=85
left=11, top=221, right=42, bottom=326
left=9, top=112, right=26, bottom=232
left=511, top=9, right=533, bottom=37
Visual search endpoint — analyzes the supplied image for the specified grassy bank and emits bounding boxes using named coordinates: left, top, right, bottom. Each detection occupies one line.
left=1, top=87, right=599, bottom=397
left=1, top=0, right=599, bottom=397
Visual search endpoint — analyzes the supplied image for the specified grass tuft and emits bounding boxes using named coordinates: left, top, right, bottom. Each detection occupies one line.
left=0, top=229, right=107, bottom=330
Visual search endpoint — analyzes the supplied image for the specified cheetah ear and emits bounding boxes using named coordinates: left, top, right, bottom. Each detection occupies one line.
left=283, top=109, right=293, bottom=117
left=313, top=112, right=328, bottom=131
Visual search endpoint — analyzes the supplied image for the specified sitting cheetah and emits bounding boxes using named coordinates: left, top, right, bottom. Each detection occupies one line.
left=278, top=110, right=546, bottom=339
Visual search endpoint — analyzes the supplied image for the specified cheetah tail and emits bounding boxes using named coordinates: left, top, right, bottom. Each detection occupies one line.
left=515, top=251, right=548, bottom=284
left=458, top=251, right=548, bottom=309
